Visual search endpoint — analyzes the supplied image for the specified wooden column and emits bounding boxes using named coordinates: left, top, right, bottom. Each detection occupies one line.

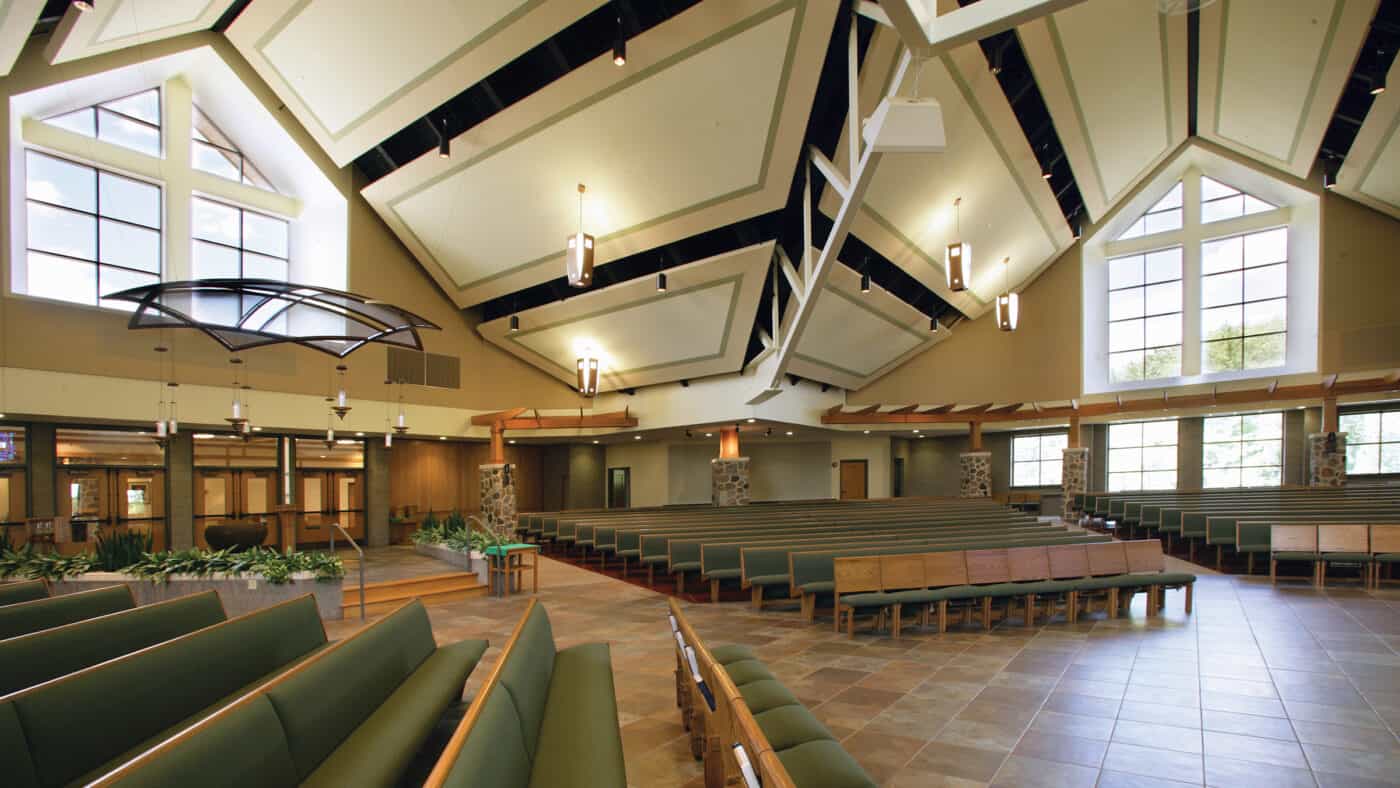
left=274, top=504, right=298, bottom=554
left=1322, top=396, right=1339, bottom=433
left=718, top=427, right=740, bottom=459
left=968, top=422, right=983, bottom=451
left=489, top=422, right=506, bottom=464
left=1068, top=415, right=1081, bottom=448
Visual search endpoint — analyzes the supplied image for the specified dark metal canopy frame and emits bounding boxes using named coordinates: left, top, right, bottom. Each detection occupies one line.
left=106, top=279, right=441, bottom=358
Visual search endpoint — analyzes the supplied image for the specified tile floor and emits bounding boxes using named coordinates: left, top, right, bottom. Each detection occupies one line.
left=325, top=549, right=1400, bottom=788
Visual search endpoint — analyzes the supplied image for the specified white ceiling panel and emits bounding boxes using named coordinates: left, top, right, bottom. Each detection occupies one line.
left=226, top=0, right=606, bottom=167
left=363, top=0, right=837, bottom=308
left=1019, top=0, right=1188, bottom=221
left=1196, top=0, right=1377, bottom=178
left=1336, top=55, right=1400, bottom=219
left=0, top=0, right=45, bottom=76
left=478, top=242, right=773, bottom=393
left=786, top=260, right=946, bottom=390
left=45, top=0, right=235, bottom=64
left=821, top=26, right=1074, bottom=320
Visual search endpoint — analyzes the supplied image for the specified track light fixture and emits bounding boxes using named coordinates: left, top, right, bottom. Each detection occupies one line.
left=860, top=271, right=871, bottom=293
left=1370, top=50, right=1387, bottom=95
left=1322, top=158, right=1340, bottom=190
left=509, top=314, right=520, bottom=332
left=437, top=116, right=450, bottom=158
left=73, top=0, right=93, bottom=12
left=657, top=272, right=667, bottom=292
left=613, top=16, right=626, bottom=66
left=930, top=316, right=939, bottom=332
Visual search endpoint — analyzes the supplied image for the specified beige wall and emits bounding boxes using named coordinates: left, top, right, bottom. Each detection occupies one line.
left=829, top=435, right=892, bottom=498
left=0, top=32, right=577, bottom=432
left=606, top=442, right=669, bottom=508
left=1318, top=192, right=1400, bottom=374
left=851, top=245, right=1083, bottom=405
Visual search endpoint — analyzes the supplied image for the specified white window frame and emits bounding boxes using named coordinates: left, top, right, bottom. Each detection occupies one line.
left=1010, top=432, right=1068, bottom=488
left=10, top=75, right=301, bottom=311
left=1202, top=412, right=1285, bottom=489
left=1338, top=409, right=1400, bottom=477
left=1106, top=419, right=1179, bottom=492
left=1082, top=151, right=1319, bottom=394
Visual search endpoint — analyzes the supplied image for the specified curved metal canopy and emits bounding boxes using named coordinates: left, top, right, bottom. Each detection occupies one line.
left=106, top=279, right=441, bottom=358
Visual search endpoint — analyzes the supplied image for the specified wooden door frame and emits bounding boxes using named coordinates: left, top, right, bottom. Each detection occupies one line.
left=838, top=459, right=869, bottom=500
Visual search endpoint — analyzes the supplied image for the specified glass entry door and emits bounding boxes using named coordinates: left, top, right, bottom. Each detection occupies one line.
left=297, top=470, right=365, bottom=544
left=59, top=468, right=166, bottom=552
left=194, top=469, right=278, bottom=548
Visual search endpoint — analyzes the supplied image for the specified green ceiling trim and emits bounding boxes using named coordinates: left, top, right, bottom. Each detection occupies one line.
left=505, top=274, right=746, bottom=378
left=1045, top=17, right=1108, bottom=204
left=792, top=286, right=928, bottom=379
left=254, top=0, right=551, bottom=141
left=386, top=1, right=806, bottom=293
left=1356, top=110, right=1400, bottom=204
left=92, top=0, right=219, bottom=47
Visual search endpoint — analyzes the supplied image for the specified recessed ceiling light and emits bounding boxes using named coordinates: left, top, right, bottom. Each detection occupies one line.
left=634, top=435, right=642, bottom=440
left=785, top=431, right=793, bottom=436
left=319, top=454, right=327, bottom=458
left=252, top=426, right=263, bottom=432
left=705, top=432, right=713, bottom=438
left=863, top=430, right=870, bottom=434
left=439, top=436, right=447, bottom=440
left=746, top=418, right=756, bottom=423
left=193, top=433, right=215, bottom=439
left=592, top=440, right=599, bottom=444
left=355, top=432, right=364, bottom=437
left=913, top=429, right=920, bottom=433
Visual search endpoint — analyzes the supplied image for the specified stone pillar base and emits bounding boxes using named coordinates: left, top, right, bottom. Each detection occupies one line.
left=712, top=457, right=751, bottom=506
left=1308, top=433, right=1347, bottom=488
left=1061, top=447, right=1090, bottom=522
left=960, top=452, right=992, bottom=498
left=479, top=464, right=518, bottom=535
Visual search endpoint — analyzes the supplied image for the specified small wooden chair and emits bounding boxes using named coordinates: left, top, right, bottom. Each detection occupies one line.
left=924, top=551, right=969, bottom=633
left=1047, top=544, right=1090, bottom=624
left=965, top=548, right=1012, bottom=631
left=833, top=556, right=890, bottom=637
left=1271, top=525, right=1319, bottom=585
left=1083, top=542, right=1130, bottom=618
left=1317, top=524, right=1370, bottom=588
left=879, top=554, right=925, bottom=638
left=1370, top=524, right=1400, bottom=589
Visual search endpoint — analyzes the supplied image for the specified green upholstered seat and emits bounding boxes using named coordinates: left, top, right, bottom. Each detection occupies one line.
left=1074, top=575, right=1141, bottom=591
left=705, top=569, right=742, bottom=580
left=754, top=704, right=834, bottom=751
left=1320, top=552, right=1372, bottom=562
left=1376, top=553, right=1400, bottom=562
left=1009, top=580, right=1077, bottom=594
left=672, top=561, right=702, bottom=572
left=722, top=659, right=776, bottom=686
left=526, top=643, right=625, bottom=788
left=1237, top=543, right=1271, bottom=552
left=888, top=588, right=942, bottom=604
left=441, top=689, right=532, bottom=788
left=801, top=581, right=835, bottom=594
left=0, top=584, right=134, bottom=640
left=838, top=592, right=894, bottom=607
left=497, top=603, right=559, bottom=759
left=1126, top=572, right=1196, bottom=586
left=1273, top=551, right=1320, bottom=561
left=932, top=584, right=981, bottom=600
left=616, top=549, right=641, bottom=558
left=1, top=594, right=326, bottom=788
left=749, top=574, right=791, bottom=586
left=710, top=644, right=756, bottom=665
left=738, top=679, right=801, bottom=714
left=775, top=739, right=878, bottom=788
left=0, top=590, right=226, bottom=697
left=0, top=580, right=47, bottom=607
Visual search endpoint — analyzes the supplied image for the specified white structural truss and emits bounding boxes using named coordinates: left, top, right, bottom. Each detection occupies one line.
left=753, top=0, right=1088, bottom=404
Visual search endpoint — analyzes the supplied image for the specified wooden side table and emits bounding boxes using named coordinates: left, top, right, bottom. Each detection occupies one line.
left=485, top=543, right=540, bottom=597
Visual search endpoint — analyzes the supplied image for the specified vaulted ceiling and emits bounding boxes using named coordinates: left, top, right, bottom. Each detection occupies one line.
left=7, top=0, right=1399, bottom=395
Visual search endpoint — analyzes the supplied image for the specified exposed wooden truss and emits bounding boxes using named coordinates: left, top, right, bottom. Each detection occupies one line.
left=472, top=408, right=639, bottom=463
left=823, top=374, right=1400, bottom=426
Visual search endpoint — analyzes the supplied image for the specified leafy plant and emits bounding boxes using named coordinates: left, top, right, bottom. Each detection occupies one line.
left=94, top=530, right=153, bottom=572
left=0, top=544, right=95, bottom=580
left=122, top=547, right=344, bottom=585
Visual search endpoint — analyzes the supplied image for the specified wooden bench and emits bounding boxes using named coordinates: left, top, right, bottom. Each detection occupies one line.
left=426, top=599, right=625, bottom=788
left=1271, top=524, right=1320, bottom=584
left=0, top=583, right=134, bottom=640
left=1318, top=523, right=1371, bottom=588
left=1371, top=524, right=1400, bottom=588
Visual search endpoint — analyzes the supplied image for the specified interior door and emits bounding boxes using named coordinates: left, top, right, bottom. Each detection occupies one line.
left=331, top=471, right=365, bottom=540
left=607, top=467, right=630, bottom=509
left=60, top=469, right=110, bottom=546
left=839, top=460, right=869, bottom=500
left=116, top=469, right=165, bottom=551
left=240, top=470, right=279, bottom=547
left=297, top=472, right=328, bottom=544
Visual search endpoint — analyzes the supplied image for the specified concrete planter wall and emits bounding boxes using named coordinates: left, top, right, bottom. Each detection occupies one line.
left=414, top=543, right=490, bottom=586
left=49, top=572, right=345, bottom=620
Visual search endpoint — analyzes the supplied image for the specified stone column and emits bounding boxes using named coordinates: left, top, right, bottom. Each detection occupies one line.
left=711, top=457, right=750, bottom=506
left=165, top=431, right=195, bottom=550
left=1061, top=447, right=1090, bottom=522
left=959, top=452, right=992, bottom=498
left=479, top=463, right=517, bottom=535
left=26, top=423, right=56, bottom=517
left=1308, top=432, right=1347, bottom=488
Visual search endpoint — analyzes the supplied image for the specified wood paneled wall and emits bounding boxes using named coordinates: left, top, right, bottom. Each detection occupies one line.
left=388, top=440, right=544, bottom=517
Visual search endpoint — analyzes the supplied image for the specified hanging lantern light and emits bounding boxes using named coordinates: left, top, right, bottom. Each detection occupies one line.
left=167, top=382, right=180, bottom=435
left=996, top=256, right=1019, bottom=332
left=332, top=364, right=351, bottom=419
left=946, top=197, right=970, bottom=292
left=226, top=357, right=248, bottom=431
left=153, top=346, right=169, bottom=438
left=576, top=352, right=599, bottom=397
left=393, top=379, right=410, bottom=437
left=566, top=183, right=594, bottom=288
left=240, top=385, right=253, bottom=436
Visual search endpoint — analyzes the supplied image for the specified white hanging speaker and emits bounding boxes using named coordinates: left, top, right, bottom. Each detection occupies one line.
left=863, top=97, right=946, bottom=153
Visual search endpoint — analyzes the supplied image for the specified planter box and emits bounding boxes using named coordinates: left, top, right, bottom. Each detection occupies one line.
left=49, top=572, right=345, bottom=620
left=414, top=543, right=490, bottom=586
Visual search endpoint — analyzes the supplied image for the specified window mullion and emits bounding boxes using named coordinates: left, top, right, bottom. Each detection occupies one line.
left=1182, top=170, right=1203, bottom=377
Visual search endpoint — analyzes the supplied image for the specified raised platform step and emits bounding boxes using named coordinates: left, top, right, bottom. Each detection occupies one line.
left=341, top=572, right=487, bottom=615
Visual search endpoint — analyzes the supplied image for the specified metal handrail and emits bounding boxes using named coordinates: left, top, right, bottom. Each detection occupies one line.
left=327, top=522, right=365, bottom=622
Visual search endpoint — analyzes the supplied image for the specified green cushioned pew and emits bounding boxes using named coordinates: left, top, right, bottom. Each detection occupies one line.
left=0, top=590, right=226, bottom=696
left=427, top=599, right=625, bottom=788
left=89, top=599, right=488, bottom=788
left=669, top=599, right=876, bottom=788
left=0, top=584, right=135, bottom=640
left=0, top=594, right=327, bottom=788
left=0, top=580, right=48, bottom=607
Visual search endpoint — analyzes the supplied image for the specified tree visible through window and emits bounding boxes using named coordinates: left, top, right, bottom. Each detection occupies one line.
left=1107, top=420, right=1178, bottom=491
left=1108, top=246, right=1183, bottom=382
left=1012, top=433, right=1067, bottom=487
left=1339, top=411, right=1400, bottom=475
left=1202, top=228, right=1287, bottom=372
left=1202, top=412, right=1283, bottom=487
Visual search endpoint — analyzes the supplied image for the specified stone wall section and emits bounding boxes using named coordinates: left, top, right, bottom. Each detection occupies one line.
left=711, top=457, right=751, bottom=506
left=959, top=452, right=992, bottom=498
left=1308, top=433, right=1347, bottom=488
left=479, top=463, right=517, bottom=536
left=1061, top=447, right=1090, bottom=522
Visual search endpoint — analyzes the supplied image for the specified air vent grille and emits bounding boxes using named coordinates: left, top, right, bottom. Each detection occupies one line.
left=387, top=347, right=459, bottom=389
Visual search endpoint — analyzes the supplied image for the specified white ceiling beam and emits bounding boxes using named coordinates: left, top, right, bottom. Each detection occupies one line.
left=776, top=247, right=806, bottom=304
left=855, top=2, right=892, bottom=28
left=0, top=0, right=44, bottom=76
left=808, top=146, right=850, bottom=200
left=888, top=0, right=1090, bottom=55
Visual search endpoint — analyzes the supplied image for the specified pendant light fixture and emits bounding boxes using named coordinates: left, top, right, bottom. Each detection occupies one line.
left=154, top=346, right=169, bottom=439
left=657, top=272, right=667, bottom=293
left=1369, top=49, right=1387, bottom=95
left=576, top=351, right=599, bottom=397
left=930, top=316, right=940, bottom=333
left=332, top=364, right=351, bottom=419
left=383, top=379, right=394, bottom=448
left=509, top=314, right=520, bottom=332
left=946, top=197, right=969, bottom=292
left=566, top=183, right=595, bottom=287
left=996, top=256, right=1020, bottom=332
left=226, top=357, right=248, bottom=431
left=393, top=380, right=410, bottom=438
left=239, top=385, right=253, bottom=436
left=612, top=16, right=627, bottom=66
left=437, top=116, right=450, bottom=158
left=860, top=257, right=871, bottom=294
left=324, top=409, right=336, bottom=449
left=167, top=382, right=180, bottom=435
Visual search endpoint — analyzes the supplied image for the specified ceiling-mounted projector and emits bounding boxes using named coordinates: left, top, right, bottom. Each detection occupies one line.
left=862, top=97, right=946, bottom=153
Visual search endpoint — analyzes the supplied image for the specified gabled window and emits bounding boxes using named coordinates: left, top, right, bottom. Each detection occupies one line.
left=191, top=106, right=274, bottom=191
left=44, top=89, right=161, bottom=157
left=1116, top=182, right=1182, bottom=240
left=1200, top=176, right=1274, bottom=224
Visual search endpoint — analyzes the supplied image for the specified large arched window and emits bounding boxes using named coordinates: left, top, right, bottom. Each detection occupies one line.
left=1082, top=149, right=1319, bottom=394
